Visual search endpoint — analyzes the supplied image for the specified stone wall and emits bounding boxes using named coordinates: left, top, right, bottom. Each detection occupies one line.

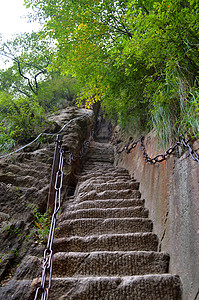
left=114, top=132, right=199, bottom=300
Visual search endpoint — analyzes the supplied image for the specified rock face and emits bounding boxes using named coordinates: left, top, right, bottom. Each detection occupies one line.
left=0, top=111, right=184, bottom=299
left=0, top=107, right=94, bottom=297
left=115, top=131, right=199, bottom=300
left=3, top=125, right=182, bottom=299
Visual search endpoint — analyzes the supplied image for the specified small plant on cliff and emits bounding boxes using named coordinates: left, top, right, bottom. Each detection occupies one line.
left=29, top=205, right=51, bottom=244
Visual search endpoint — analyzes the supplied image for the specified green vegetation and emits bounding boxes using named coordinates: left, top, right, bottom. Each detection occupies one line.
left=0, top=0, right=198, bottom=151
left=0, top=32, right=80, bottom=153
left=0, top=91, right=46, bottom=152
left=25, top=204, right=52, bottom=244
left=32, top=207, right=51, bottom=243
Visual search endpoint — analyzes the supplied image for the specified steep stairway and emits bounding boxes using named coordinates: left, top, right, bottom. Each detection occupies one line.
left=43, top=137, right=182, bottom=299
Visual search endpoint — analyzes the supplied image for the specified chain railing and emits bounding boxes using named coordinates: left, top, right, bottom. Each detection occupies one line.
left=34, top=135, right=64, bottom=300
left=113, top=133, right=199, bottom=164
left=0, top=113, right=90, bottom=160
left=34, top=128, right=94, bottom=300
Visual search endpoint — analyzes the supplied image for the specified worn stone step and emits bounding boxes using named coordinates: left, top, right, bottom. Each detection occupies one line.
left=77, top=175, right=132, bottom=184
left=31, top=275, right=182, bottom=300
left=85, top=156, right=114, bottom=162
left=87, top=142, right=113, bottom=151
left=78, top=170, right=131, bottom=177
left=77, top=172, right=131, bottom=179
left=72, top=198, right=145, bottom=209
left=52, top=251, right=169, bottom=277
left=86, top=153, right=113, bottom=158
left=57, top=218, right=153, bottom=237
left=78, top=181, right=140, bottom=193
left=78, top=168, right=130, bottom=179
left=83, top=162, right=113, bottom=168
left=81, top=167, right=114, bottom=174
left=79, top=177, right=136, bottom=185
left=53, top=233, right=158, bottom=252
left=63, top=207, right=148, bottom=220
left=78, top=189, right=141, bottom=201
left=77, top=176, right=136, bottom=188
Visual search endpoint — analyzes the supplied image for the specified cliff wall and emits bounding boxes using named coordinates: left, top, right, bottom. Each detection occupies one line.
left=0, top=107, right=94, bottom=290
left=114, top=132, right=199, bottom=300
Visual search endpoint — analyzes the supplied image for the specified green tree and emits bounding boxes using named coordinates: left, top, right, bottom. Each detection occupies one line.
left=25, top=0, right=199, bottom=143
left=37, top=74, right=80, bottom=111
left=0, top=32, right=54, bottom=98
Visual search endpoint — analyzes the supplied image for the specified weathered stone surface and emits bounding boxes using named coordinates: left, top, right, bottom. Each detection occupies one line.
left=78, top=181, right=139, bottom=193
left=52, top=251, right=170, bottom=276
left=53, top=233, right=159, bottom=253
left=0, top=212, right=10, bottom=223
left=0, top=253, right=14, bottom=282
left=62, top=206, right=149, bottom=220
left=72, top=198, right=145, bottom=209
left=31, top=275, right=182, bottom=300
left=0, top=279, right=32, bottom=300
left=77, top=189, right=141, bottom=202
left=116, top=131, right=198, bottom=300
left=0, top=114, right=183, bottom=299
left=0, top=107, right=94, bottom=295
left=14, top=256, right=42, bottom=280
left=56, top=218, right=153, bottom=237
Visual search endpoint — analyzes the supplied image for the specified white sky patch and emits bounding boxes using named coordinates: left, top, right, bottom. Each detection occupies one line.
left=0, top=0, right=40, bottom=39
left=0, top=0, right=41, bottom=68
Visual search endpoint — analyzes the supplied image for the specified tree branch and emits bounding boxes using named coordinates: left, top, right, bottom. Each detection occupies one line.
left=16, top=59, right=37, bottom=95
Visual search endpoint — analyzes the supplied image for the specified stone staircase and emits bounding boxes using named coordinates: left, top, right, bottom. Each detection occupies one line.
left=43, top=139, right=182, bottom=299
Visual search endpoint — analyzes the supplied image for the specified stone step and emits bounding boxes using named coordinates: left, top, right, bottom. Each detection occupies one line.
left=78, top=189, right=141, bottom=201
left=79, top=169, right=130, bottom=176
left=78, top=168, right=130, bottom=179
left=31, top=275, right=182, bottom=300
left=72, top=198, right=145, bottom=209
left=62, top=207, right=149, bottom=220
left=81, top=166, right=114, bottom=174
left=52, top=251, right=170, bottom=277
left=87, top=143, right=113, bottom=151
left=77, top=174, right=132, bottom=183
left=57, top=218, right=153, bottom=237
left=83, top=162, right=113, bottom=168
left=78, top=181, right=139, bottom=193
left=80, top=177, right=136, bottom=184
left=85, top=156, right=114, bottom=162
left=53, top=233, right=158, bottom=253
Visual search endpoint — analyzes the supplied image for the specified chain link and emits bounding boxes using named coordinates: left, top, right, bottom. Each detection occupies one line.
left=34, top=129, right=94, bottom=300
left=34, top=137, right=64, bottom=300
left=113, top=132, right=199, bottom=164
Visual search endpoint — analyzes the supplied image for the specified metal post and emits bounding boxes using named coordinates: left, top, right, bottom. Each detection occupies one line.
left=46, top=134, right=62, bottom=214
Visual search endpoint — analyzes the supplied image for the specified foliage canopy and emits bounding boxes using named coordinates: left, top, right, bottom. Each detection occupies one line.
left=0, top=0, right=198, bottom=152
left=24, top=0, right=199, bottom=144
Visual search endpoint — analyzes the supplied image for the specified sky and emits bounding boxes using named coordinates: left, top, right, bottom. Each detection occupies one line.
left=0, top=0, right=41, bottom=68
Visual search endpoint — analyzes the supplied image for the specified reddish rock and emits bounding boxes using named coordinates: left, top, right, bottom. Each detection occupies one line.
left=115, top=133, right=199, bottom=300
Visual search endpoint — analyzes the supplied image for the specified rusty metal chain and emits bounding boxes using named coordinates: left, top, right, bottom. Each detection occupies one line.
left=34, top=138, right=64, bottom=300
left=34, top=129, right=94, bottom=300
left=113, top=132, right=199, bottom=164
